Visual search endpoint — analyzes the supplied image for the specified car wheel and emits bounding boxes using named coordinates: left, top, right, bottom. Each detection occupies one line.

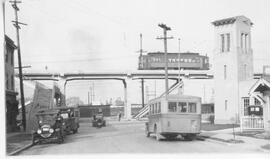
left=32, top=135, right=36, bottom=145
left=183, top=134, right=196, bottom=141
left=164, top=134, right=178, bottom=140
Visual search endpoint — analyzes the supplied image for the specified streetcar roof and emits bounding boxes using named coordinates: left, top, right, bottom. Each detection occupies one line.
left=149, top=94, right=201, bottom=102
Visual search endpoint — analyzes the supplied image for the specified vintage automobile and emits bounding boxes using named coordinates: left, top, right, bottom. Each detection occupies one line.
left=145, top=94, right=201, bottom=141
left=32, top=109, right=65, bottom=144
left=55, top=106, right=80, bottom=134
left=92, top=110, right=106, bottom=128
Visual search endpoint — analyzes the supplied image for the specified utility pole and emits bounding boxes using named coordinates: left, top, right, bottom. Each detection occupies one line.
left=141, top=79, right=145, bottom=107
left=178, top=38, right=182, bottom=95
left=157, top=24, right=173, bottom=99
left=92, top=82, right=95, bottom=102
left=10, top=0, right=27, bottom=131
left=137, top=33, right=147, bottom=69
left=87, top=91, right=90, bottom=105
left=138, top=33, right=147, bottom=107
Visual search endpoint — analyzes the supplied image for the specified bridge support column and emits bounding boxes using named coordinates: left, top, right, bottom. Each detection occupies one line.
left=57, top=78, right=67, bottom=106
left=123, top=77, right=132, bottom=120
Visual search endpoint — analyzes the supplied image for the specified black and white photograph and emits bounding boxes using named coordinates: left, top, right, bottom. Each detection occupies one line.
left=1, top=0, right=270, bottom=158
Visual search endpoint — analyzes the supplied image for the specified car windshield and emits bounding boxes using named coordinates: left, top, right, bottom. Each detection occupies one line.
left=60, top=113, right=69, bottom=119
left=36, top=114, right=57, bottom=125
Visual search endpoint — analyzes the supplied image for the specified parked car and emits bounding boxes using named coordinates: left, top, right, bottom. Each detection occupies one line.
left=92, top=110, right=106, bottom=128
left=55, top=107, right=80, bottom=134
left=32, top=109, right=65, bottom=144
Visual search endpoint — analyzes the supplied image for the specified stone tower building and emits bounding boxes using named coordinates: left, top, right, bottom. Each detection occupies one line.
left=212, top=16, right=254, bottom=123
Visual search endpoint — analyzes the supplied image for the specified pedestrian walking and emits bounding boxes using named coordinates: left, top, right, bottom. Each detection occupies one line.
left=118, top=112, right=122, bottom=121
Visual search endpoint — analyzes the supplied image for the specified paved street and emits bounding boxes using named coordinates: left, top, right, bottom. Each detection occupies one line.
left=19, top=119, right=268, bottom=155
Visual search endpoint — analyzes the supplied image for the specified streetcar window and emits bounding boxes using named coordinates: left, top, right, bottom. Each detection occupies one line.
left=168, top=102, right=177, bottom=112
left=178, top=102, right=187, bottom=113
left=188, top=103, right=197, bottom=113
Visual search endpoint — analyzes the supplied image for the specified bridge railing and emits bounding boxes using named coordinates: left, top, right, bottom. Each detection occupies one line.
left=134, top=105, right=149, bottom=119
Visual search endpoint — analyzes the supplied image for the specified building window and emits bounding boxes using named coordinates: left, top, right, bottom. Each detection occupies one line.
left=6, top=73, right=9, bottom=89
left=11, top=52, right=14, bottom=66
left=241, top=33, right=249, bottom=53
left=168, top=102, right=177, bottom=112
left=243, top=97, right=250, bottom=116
left=158, top=102, right=161, bottom=113
left=240, top=33, right=245, bottom=49
left=221, top=34, right=225, bottom=52
left=178, top=102, right=187, bottom=113
left=224, top=65, right=227, bottom=79
left=226, top=33, right=230, bottom=52
left=188, top=103, right=197, bottom=113
left=11, top=75, right=14, bottom=90
left=225, top=100, right=228, bottom=111
left=5, top=51, right=8, bottom=63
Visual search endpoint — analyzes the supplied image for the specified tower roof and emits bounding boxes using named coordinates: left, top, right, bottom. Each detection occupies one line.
left=212, top=16, right=253, bottom=26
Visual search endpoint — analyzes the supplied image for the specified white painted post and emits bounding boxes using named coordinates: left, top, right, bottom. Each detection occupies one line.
left=123, top=77, right=132, bottom=120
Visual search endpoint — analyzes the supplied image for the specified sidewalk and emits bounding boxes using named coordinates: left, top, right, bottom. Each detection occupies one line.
left=200, top=127, right=270, bottom=152
left=6, top=131, right=33, bottom=155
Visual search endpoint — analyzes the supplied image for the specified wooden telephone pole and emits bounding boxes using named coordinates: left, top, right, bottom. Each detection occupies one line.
left=10, top=0, right=27, bottom=131
left=137, top=33, right=147, bottom=107
left=157, top=24, right=173, bottom=99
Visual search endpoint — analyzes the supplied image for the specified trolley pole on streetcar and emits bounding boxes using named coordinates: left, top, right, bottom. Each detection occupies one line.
left=157, top=24, right=173, bottom=99
left=10, top=0, right=27, bottom=131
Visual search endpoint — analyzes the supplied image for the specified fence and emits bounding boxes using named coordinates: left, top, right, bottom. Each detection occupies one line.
left=240, top=116, right=264, bottom=132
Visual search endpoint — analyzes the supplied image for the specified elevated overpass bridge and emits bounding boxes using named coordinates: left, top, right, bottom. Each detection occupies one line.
left=18, top=70, right=263, bottom=119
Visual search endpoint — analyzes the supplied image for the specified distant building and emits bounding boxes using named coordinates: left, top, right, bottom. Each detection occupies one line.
left=78, top=104, right=111, bottom=118
left=212, top=16, right=255, bottom=123
left=5, top=35, right=19, bottom=132
left=138, top=52, right=209, bottom=70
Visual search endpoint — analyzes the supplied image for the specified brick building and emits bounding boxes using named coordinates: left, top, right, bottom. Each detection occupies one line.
left=5, top=35, right=19, bottom=132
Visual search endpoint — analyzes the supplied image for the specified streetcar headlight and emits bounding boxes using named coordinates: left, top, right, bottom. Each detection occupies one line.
left=37, top=129, right=42, bottom=134
left=38, top=120, right=42, bottom=124
left=49, top=128, right=54, bottom=133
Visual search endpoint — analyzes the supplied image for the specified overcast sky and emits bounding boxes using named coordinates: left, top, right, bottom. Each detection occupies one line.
left=4, top=0, right=270, bottom=104
left=4, top=0, right=270, bottom=74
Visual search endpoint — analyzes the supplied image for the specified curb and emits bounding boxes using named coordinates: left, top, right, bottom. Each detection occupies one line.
left=8, top=142, right=34, bottom=156
left=200, top=135, right=237, bottom=146
left=204, top=138, right=232, bottom=146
